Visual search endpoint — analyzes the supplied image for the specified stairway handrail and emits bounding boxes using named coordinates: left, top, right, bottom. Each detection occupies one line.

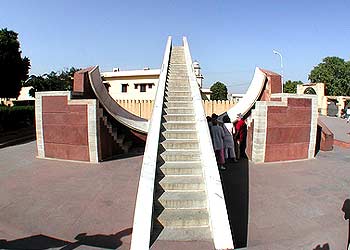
left=130, top=36, right=172, bottom=250
left=183, top=36, right=234, bottom=249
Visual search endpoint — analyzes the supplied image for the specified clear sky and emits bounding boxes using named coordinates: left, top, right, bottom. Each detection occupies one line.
left=1, top=0, right=350, bottom=93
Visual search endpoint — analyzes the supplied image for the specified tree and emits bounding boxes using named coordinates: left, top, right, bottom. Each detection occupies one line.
left=308, top=56, right=350, bottom=96
left=25, top=67, right=80, bottom=97
left=210, top=81, right=228, bottom=100
left=0, top=28, right=30, bottom=98
left=283, top=80, right=303, bottom=93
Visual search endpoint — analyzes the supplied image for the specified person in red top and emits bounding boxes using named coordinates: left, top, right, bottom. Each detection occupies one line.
left=234, top=113, right=247, bottom=159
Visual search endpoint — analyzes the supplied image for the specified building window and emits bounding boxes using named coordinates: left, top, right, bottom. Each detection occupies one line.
left=148, top=84, right=153, bottom=89
left=140, top=84, right=146, bottom=92
left=122, top=84, right=128, bottom=93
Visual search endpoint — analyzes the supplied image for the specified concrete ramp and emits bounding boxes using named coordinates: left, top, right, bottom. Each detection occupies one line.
left=88, top=66, right=149, bottom=133
left=226, top=67, right=266, bottom=121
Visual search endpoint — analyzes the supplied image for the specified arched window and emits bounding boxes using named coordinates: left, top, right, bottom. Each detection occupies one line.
left=304, top=87, right=317, bottom=95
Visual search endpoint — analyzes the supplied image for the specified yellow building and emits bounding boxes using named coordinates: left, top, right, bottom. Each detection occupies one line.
left=102, top=61, right=205, bottom=101
left=102, top=68, right=160, bottom=100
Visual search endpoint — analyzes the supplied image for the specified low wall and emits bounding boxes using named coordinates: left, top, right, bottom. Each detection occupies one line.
left=116, top=99, right=236, bottom=119
left=317, top=119, right=334, bottom=151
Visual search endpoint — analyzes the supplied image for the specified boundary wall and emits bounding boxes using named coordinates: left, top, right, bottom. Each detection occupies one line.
left=115, top=99, right=235, bottom=120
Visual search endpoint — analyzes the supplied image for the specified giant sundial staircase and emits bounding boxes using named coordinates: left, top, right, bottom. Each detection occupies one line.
left=130, top=37, right=234, bottom=250
left=154, top=46, right=210, bottom=240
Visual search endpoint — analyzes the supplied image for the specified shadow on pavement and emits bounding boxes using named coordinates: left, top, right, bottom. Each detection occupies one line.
left=219, top=157, right=249, bottom=248
left=0, top=234, right=70, bottom=250
left=313, top=243, right=330, bottom=250
left=0, top=228, right=132, bottom=250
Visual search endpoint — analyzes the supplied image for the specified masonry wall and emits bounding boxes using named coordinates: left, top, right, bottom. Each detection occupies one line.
left=115, top=99, right=236, bottom=120
left=41, top=96, right=90, bottom=161
left=264, top=98, right=312, bottom=162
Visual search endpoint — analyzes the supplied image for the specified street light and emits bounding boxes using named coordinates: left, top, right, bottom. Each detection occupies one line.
left=273, top=49, right=284, bottom=93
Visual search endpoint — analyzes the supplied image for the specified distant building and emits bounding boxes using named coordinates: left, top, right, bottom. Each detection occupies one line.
left=229, top=93, right=245, bottom=103
left=297, top=82, right=350, bottom=117
left=201, top=88, right=212, bottom=100
left=102, top=61, right=205, bottom=100
left=1, top=86, right=35, bottom=106
left=102, top=68, right=160, bottom=100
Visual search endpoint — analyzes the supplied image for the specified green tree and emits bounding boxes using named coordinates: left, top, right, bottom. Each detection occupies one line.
left=210, top=81, right=228, bottom=100
left=308, top=56, right=350, bottom=96
left=0, top=28, right=30, bottom=98
left=283, top=80, right=303, bottom=93
left=25, top=67, right=80, bottom=97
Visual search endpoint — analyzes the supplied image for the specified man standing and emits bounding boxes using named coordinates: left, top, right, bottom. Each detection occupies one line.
left=211, top=117, right=226, bottom=170
left=235, top=113, right=247, bottom=159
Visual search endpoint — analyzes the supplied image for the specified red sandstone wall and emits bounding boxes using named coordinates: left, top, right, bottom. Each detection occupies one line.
left=317, top=119, right=334, bottom=151
left=260, top=70, right=282, bottom=101
left=42, top=96, right=90, bottom=161
left=265, top=98, right=311, bottom=162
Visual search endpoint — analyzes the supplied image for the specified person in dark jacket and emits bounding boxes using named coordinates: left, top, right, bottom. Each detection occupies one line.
left=234, top=113, right=247, bottom=159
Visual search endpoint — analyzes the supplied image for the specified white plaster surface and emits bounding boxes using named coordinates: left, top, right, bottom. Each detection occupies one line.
left=226, top=68, right=266, bottom=122
left=88, top=66, right=149, bottom=133
left=251, top=102, right=268, bottom=163
left=183, top=37, right=234, bottom=250
left=130, top=36, right=172, bottom=250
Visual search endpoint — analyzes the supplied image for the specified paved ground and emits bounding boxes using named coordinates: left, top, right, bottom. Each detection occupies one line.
left=319, top=115, right=350, bottom=143
left=0, top=141, right=142, bottom=250
left=1, top=141, right=350, bottom=250
left=247, top=146, right=350, bottom=250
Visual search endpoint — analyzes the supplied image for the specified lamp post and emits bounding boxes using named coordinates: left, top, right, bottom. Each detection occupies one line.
left=273, top=49, right=284, bottom=93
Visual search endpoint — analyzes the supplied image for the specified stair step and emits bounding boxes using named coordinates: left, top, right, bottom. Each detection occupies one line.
left=164, top=107, right=194, bottom=114
left=167, top=72, right=188, bottom=76
left=161, top=139, right=198, bottom=149
left=154, top=226, right=212, bottom=241
left=167, top=80, right=188, bottom=83
left=164, top=101, right=192, bottom=108
left=158, top=161, right=202, bottom=175
left=165, top=96, right=192, bottom=102
left=157, top=191, right=207, bottom=209
left=163, top=130, right=197, bottom=139
left=159, top=175, right=204, bottom=190
left=157, top=209, right=209, bottom=227
left=116, top=134, right=125, bottom=144
left=160, top=149, right=200, bottom=161
left=166, top=90, right=191, bottom=96
left=163, top=114, right=194, bottom=122
left=162, top=121, right=196, bottom=130
left=166, top=86, right=190, bottom=91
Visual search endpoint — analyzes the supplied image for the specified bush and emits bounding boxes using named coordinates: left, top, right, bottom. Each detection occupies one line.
left=0, top=106, right=34, bottom=131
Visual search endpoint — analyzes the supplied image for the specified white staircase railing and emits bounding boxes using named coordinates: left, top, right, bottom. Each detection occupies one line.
left=183, top=36, right=234, bottom=249
left=130, top=36, right=172, bottom=250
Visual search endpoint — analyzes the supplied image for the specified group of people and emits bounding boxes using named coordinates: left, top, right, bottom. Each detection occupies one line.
left=207, top=113, right=247, bottom=170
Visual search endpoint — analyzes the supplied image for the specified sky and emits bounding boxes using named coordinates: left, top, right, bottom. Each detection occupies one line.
left=1, top=0, right=350, bottom=93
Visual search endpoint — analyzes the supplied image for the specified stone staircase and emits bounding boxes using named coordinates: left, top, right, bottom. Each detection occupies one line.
left=153, top=46, right=211, bottom=241
left=99, top=107, right=132, bottom=153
